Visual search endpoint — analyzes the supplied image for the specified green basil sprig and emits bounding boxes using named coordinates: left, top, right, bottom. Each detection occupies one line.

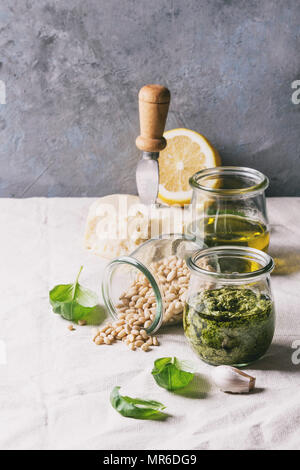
left=49, top=266, right=98, bottom=323
left=151, top=357, right=194, bottom=391
left=110, top=386, right=167, bottom=420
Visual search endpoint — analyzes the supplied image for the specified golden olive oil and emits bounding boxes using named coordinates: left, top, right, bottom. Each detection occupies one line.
left=195, top=214, right=270, bottom=253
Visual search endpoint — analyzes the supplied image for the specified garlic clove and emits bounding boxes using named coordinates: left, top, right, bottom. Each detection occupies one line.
left=211, top=365, right=256, bottom=394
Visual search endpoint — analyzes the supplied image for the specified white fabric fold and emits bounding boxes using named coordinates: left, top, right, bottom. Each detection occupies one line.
left=0, top=197, right=300, bottom=450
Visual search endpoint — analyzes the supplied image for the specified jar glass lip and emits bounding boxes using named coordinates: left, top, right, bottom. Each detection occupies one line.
left=189, top=166, right=269, bottom=196
left=129, top=232, right=206, bottom=258
left=102, top=256, right=164, bottom=334
left=187, top=246, right=274, bottom=281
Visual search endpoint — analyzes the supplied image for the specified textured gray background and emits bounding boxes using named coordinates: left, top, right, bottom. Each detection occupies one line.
left=0, top=0, right=299, bottom=197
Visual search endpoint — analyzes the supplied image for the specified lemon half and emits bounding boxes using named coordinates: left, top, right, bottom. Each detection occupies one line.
left=158, top=128, right=221, bottom=205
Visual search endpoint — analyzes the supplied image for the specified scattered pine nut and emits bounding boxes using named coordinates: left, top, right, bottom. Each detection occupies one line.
left=95, top=336, right=104, bottom=345
left=140, top=329, right=148, bottom=340
left=131, top=329, right=140, bottom=336
left=117, top=330, right=127, bottom=339
left=93, top=331, right=100, bottom=342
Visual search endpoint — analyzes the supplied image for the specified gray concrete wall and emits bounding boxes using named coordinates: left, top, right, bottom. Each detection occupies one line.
left=0, top=0, right=299, bottom=197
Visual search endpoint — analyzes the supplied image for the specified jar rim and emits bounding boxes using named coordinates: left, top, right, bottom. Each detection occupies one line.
left=102, top=255, right=164, bottom=334
left=129, top=232, right=205, bottom=257
left=189, top=166, right=269, bottom=196
left=187, top=246, right=274, bottom=281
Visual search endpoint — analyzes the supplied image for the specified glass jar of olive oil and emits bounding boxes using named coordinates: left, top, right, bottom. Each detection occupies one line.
left=188, top=167, right=270, bottom=252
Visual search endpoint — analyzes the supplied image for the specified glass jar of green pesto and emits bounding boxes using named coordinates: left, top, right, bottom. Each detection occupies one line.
left=184, top=246, right=275, bottom=367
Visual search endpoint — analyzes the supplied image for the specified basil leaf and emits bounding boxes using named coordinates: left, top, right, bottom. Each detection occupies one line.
left=151, top=357, right=194, bottom=391
left=49, top=266, right=98, bottom=323
left=110, top=386, right=167, bottom=420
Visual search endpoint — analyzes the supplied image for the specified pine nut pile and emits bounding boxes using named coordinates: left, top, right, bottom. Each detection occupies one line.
left=93, top=255, right=190, bottom=351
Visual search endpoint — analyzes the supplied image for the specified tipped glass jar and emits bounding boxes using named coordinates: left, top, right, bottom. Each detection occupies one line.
left=188, top=166, right=270, bottom=252
left=102, top=234, right=205, bottom=335
left=184, top=246, right=275, bottom=367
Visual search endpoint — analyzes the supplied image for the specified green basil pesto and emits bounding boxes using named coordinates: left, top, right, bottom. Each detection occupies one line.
left=183, top=287, right=275, bottom=366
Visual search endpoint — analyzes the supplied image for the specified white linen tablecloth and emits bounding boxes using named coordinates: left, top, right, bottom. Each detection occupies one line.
left=1, top=197, right=300, bottom=450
